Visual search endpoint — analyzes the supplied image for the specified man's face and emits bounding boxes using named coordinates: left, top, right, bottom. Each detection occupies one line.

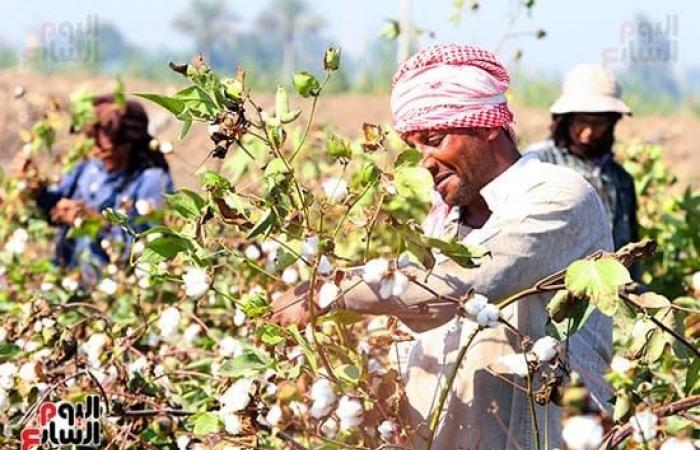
left=404, top=128, right=492, bottom=207
left=567, top=112, right=620, bottom=159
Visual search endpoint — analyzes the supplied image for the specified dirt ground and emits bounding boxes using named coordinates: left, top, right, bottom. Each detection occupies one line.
left=1, top=70, right=697, bottom=191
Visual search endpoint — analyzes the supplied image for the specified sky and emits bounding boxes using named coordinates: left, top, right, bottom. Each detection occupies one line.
left=0, top=0, right=694, bottom=77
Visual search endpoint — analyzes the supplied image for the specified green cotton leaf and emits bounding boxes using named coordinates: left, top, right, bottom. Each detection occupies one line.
left=67, top=216, right=103, bottom=240
left=545, top=291, right=596, bottom=341
left=190, top=412, right=221, bottom=436
left=0, top=344, right=21, bottom=362
left=114, top=76, right=126, bottom=107
left=257, top=324, right=285, bottom=346
left=200, top=171, right=232, bottom=196
left=316, top=309, right=365, bottom=326
left=219, top=348, right=274, bottom=378
left=103, top=207, right=129, bottom=226
left=385, top=166, right=433, bottom=222
left=334, top=364, right=361, bottom=385
left=165, top=189, right=206, bottom=220
left=141, top=235, right=194, bottom=264
left=564, top=258, right=632, bottom=316
left=378, top=19, right=400, bottom=40
left=179, top=118, right=193, bottom=140
left=631, top=292, right=671, bottom=309
left=287, top=324, right=318, bottom=374
left=239, top=291, right=270, bottom=318
left=400, top=223, right=486, bottom=269
left=686, top=357, right=700, bottom=395
left=394, top=148, right=423, bottom=168
left=136, top=86, right=217, bottom=121
left=246, top=209, right=277, bottom=240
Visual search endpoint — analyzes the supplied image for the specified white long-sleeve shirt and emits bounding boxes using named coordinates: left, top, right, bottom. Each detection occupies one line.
left=340, top=153, right=614, bottom=450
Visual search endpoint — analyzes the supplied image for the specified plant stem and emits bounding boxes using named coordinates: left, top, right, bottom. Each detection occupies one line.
left=425, top=325, right=482, bottom=450
left=290, top=72, right=331, bottom=163
left=526, top=366, right=542, bottom=450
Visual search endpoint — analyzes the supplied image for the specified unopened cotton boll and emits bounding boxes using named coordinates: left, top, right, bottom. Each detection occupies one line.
left=318, top=282, right=340, bottom=309
left=98, top=278, right=118, bottom=296
left=531, top=336, right=559, bottom=362
left=378, top=420, right=397, bottom=441
left=218, top=337, right=242, bottom=358
left=318, top=255, right=333, bottom=276
left=630, top=410, right=658, bottom=443
left=362, top=259, right=389, bottom=284
left=157, top=307, right=181, bottom=339
left=182, top=267, right=211, bottom=298
left=475, top=304, right=500, bottom=328
left=301, top=235, right=319, bottom=260
left=336, top=396, right=363, bottom=430
left=244, top=244, right=261, bottom=260
left=496, top=353, right=529, bottom=377
left=322, top=178, right=348, bottom=202
left=464, top=293, right=489, bottom=316
left=562, top=415, right=604, bottom=450
left=282, top=267, right=299, bottom=284
left=660, top=437, right=696, bottom=450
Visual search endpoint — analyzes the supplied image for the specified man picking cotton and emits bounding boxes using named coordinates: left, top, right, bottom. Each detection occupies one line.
left=273, top=44, right=614, bottom=450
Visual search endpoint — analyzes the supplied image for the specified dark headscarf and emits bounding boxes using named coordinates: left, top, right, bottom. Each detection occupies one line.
left=86, top=94, right=169, bottom=174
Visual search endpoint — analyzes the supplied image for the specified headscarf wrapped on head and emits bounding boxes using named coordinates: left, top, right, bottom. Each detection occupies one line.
left=390, top=43, right=514, bottom=137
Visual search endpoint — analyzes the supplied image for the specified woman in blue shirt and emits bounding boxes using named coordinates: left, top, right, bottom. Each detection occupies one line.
left=15, top=94, right=174, bottom=281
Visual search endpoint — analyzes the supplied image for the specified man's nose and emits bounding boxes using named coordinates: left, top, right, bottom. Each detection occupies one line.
left=578, top=126, right=593, bottom=144
left=421, top=156, right=440, bottom=179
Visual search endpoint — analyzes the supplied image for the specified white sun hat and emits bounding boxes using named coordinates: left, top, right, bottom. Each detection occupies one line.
left=550, top=63, right=631, bottom=115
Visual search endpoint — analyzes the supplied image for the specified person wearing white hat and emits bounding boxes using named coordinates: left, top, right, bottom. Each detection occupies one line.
left=526, top=63, right=639, bottom=253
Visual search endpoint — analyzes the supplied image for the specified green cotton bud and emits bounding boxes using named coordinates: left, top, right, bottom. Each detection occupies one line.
left=268, top=124, right=287, bottom=149
left=222, top=78, right=244, bottom=101
left=293, top=71, right=321, bottom=98
left=323, top=46, right=341, bottom=71
left=327, top=135, right=351, bottom=160
left=275, top=85, right=301, bottom=124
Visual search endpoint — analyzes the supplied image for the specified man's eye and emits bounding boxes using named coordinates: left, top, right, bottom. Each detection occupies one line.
left=426, top=135, right=444, bottom=146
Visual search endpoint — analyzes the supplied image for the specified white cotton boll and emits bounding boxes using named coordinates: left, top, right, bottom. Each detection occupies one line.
left=318, top=255, right=333, bottom=276
left=138, top=277, right=151, bottom=289
left=336, top=395, right=363, bottom=430
left=362, top=259, right=389, bottom=284
left=0, top=363, right=17, bottom=381
left=182, top=267, right=211, bottom=298
left=157, top=307, right=181, bottom=339
left=98, top=278, right=118, bottom=296
left=0, top=388, right=10, bottom=414
left=218, top=337, right=242, bottom=358
left=244, top=244, right=261, bottom=260
left=61, top=277, right=79, bottom=292
left=475, top=304, right=500, bottom=328
left=630, top=410, right=658, bottom=443
left=127, top=356, right=148, bottom=375
left=266, top=404, right=282, bottom=427
left=81, top=334, right=108, bottom=367
left=261, top=239, right=280, bottom=255
left=378, top=420, right=397, bottom=441
left=310, top=379, right=336, bottom=418
left=0, top=328, right=6, bottom=343
left=318, top=282, right=340, bottom=309
left=282, top=267, right=299, bottom=284
left=133, top=241, right=144, bottom=257
left=464, top=293, right=489, bottom=317
left=391, top=270, right=409, bottom=297
left=40, top=282, right=54, bottom=292
left=220, top=378, right=254, bottom=413
left=322, top=178, right=348, bottom=203
left=106, top=264, right=118, bottom=275
left=4, top=228, right=29, bottom=254
left=692, top=271, right=700, bottom=291
left=397, top=252, right=412, bottom=268
left=562, top=415, right=604, bottom=450
left=176, top=435, right=190, bottom=450
left=183, top=324, right=202, bottom=345
left=496, top=354, right=529, bottom=377
left=660, top=437, right=696, bottom=450
left=233, top=308, right=247, bottom=327
left=223, top=413, right=243, bottom=435
left=531, top=336, right=559, bottom=362
left=301, top=235, right=319, bottom=260
left=18, top=362, right=37, bottom=382
left=135, top=199, right=154, bottom=215
left=321, top=417, right=338, bottom=437
left=610, top=356, right=632, bottom=375
left=378, top=277, right=394, bottom=300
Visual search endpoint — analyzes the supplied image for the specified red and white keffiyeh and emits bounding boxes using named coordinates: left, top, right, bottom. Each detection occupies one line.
left=390, top=43, right=514, bottom=135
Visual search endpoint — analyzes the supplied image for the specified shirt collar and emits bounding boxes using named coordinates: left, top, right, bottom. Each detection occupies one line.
left=479, top=152, right=538, bottom=212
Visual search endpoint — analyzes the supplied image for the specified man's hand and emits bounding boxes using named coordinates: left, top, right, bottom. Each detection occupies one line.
left=270, top=282, right=312, bottom=327
left=50, top=199, right=93, bottom=226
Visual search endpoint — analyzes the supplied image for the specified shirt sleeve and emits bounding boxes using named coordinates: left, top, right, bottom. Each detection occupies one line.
left=338, top=183, right=614, bottom=332
left=35, top=162, right=87, bottom=214
left=135, top=168, right=175, bottom=209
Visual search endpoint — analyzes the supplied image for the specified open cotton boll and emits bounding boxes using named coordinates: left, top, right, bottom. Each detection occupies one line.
left=496, top=353, right=529, bottom=377
left=0, top=387, right=10, bottom=414
left=320, top=417, right=338, bottom=437
left=183, top=324, right=202, bottom=345
left=244, top=244, right=261, bottom=260
left=135, top=199, right=154, bottom=215
left=182, top=267, right=211, bottom=298
left=318, top=282, right=340, bottom=309
left=318, top=255, right=333, bottom=276
left=301, top=235, right=319, bottom=260
left=464, top=293, right=489, bottom=316
left=562, top=415, right=604, bottom=450
left=362, top=259, right=389, bottom=284
left=692, top=271, right=700, bottom=291
left=610, top=356, right=632, bottom=375
left=322, top=178, right=348, bottom=203
left=222, top=413, right=243, bottom=435
left=282, top=267, right=299, bottom=284
left=391, top=270, right=409, bottom=297
left=659, top=438, right=696, bottom=450
left=220, top=378, right=255, bottom=413
left=475, top=304, right=500, bottom=327
left=630, top=410, right=658, bottom=443
left=18, top=362, right=38, bottom=382
left=218, top=336, right=243, bottom=358
left=157, top=307, right=181, bottom=339
left=98, top=278, right=118, bottom=296
left=336, top=396, right=363, bottom=430
left=310, top=379, right=336, bottom=418
left=265, top=404, right=283, bottom=427
left=531, top=336, right=559, bottom=362
left=378, top=420, right=397, bottom=441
